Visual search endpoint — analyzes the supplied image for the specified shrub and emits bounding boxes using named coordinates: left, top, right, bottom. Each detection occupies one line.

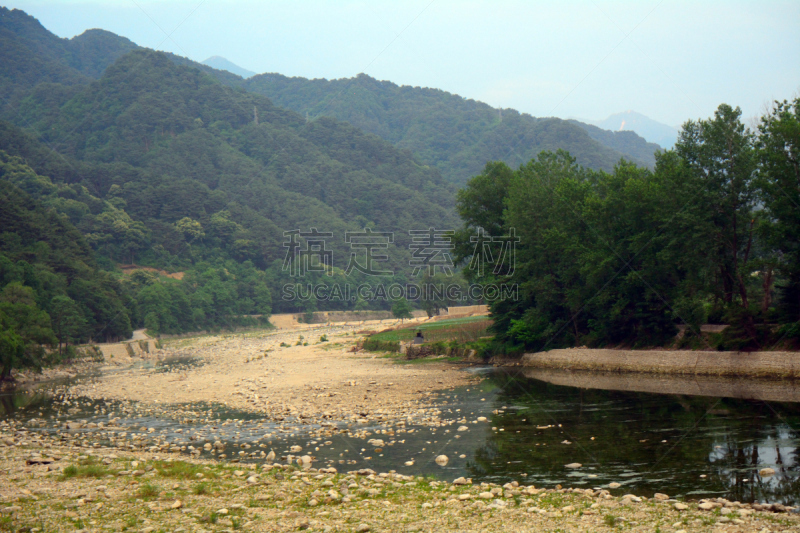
left=362, top=338, right=400, bottom=353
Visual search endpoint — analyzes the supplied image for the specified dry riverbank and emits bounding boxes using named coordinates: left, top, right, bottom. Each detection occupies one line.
left=0, top=442, right=797, bottom=533
left=67, top=325, right=475, bottom=428
left=3, top=328, right=799, bottom=531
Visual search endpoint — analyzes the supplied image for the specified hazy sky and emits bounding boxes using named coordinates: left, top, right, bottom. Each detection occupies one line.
left=7, top=0, right=800, bottom=128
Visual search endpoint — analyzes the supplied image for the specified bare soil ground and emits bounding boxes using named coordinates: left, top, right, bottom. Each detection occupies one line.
left=68, top=325, right=474, bottom=425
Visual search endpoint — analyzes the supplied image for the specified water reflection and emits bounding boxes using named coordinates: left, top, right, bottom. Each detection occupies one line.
left=1, top=366, right=798, bottom=505
left=468, top=370, right=800, bottom=505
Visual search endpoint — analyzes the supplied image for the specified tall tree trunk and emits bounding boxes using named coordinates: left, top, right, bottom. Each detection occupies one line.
left=761, top=267, right=774, bottom=314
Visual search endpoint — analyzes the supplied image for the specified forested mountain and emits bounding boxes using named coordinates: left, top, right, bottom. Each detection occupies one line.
left=0, top=8, right=137, bottom=117
left=3, top=47, right=458, bottom=281
left=1, top=6, right=660, bottom=185
left=0, top=158, right=132, bottom=365
left=0, top=7, right=465, bottom=373
left=241, top=73, right=661, bottom=183
left=568, top=121, right=661, bottom=167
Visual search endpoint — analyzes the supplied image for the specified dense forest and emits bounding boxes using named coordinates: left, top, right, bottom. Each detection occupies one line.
left=455, top=101, right=800, bottom=353
left=242, top=72, right=661, bottom=183
left=0, top=8, right=463, bottom=375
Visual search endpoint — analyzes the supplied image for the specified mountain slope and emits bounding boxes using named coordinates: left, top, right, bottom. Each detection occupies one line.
left=570, top=120, right=662, bottom=166
left=241, top=73, right=661, bottom=183
left=589, top=110, right=678, bottom=149
left=6, top=49, right=457, bottom=280
left=0, top=158, right=133, bottom=342
left=1, top=6, right=659, bottom=185
left=202, top=56, right=256, bottom=78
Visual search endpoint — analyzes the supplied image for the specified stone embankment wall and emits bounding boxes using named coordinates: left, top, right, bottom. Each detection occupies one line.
left=442, top=304, right=488, bottom=317
left=523, top=368, right=800, bottom=403
left=298, top=309, right=428, bottom=325
left=84, top=339, right=160, bottom=362
left=521, top=349, right=800, bottom=378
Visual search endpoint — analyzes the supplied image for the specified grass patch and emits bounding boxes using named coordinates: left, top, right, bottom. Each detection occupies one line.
left=154, top=460, right=217, bottom=479
left=369, top=316, right=491, bottom=344
left=137, top=483, right=160, bottom=500
left=393, top=355, right=465, bottom=365
left=362, top=338, right=401, bottom=353
left=199, top=512, right=219, bottom=524
left=319, top=342, right=345, bottom=351
left=60, top=462, right=111, bottom=480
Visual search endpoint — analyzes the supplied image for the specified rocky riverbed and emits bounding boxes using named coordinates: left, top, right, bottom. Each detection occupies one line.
left=1, top=326, right=798, bottom=531
left=67, top=325, right=475, bottom=426
left=0, top=440, right=797, bottom=532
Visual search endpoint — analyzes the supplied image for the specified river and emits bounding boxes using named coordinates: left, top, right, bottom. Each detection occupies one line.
left=2, top=363, right=798, bottom=507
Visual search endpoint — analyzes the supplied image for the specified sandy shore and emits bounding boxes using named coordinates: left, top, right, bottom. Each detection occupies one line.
left=67, top=324, right=475, bottom=426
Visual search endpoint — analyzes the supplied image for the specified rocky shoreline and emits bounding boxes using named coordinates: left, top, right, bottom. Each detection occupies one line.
left=0, top=437, right=797, bottom=533
left=1, top=328, right=799, bottom=531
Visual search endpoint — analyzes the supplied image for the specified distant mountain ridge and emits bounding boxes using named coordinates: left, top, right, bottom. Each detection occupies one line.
left=201, top=56, right=255, bottom=78
left=587, top=110, right=678, bottom=149
left=1, top=6, right=662, bottom=185
left=240, top=73, right=662, bottom=183
left=569, top=120, right=663, bottom=165
left=0, top=8, right=138, bottom=111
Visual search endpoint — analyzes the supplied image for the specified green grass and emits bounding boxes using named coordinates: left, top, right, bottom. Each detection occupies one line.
left=60, top=460, right=111, bottom=480
left=369, top=316, right=491, bottom=343
left=388, top=354, right=466, bottom=365
left=199, top=512, right=219, bottom=524
left=154, top=460, right=217, bottom=479
left=137, top=483, right=160, bottom=500
left=319, top=342, right=345, bottom=351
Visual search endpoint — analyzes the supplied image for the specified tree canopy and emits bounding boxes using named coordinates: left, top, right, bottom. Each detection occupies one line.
left=454, top=100, right=800, bottom=353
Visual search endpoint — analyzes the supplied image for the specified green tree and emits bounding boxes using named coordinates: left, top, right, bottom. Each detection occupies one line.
left=0, top=283, right=55, bottom=376
left=0, top=329, right=25, bottom=380
left=175, top=217, right=205, bottom=242
left=50, top=295, right=87, bottom=355
left=392, top=297, right=413, bottom=322
left=676, top=105, right=758, bottom=328
left=757, top=97, right=800, bottom=330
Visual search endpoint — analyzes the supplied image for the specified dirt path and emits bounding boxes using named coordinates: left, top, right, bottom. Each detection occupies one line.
left=130, top=328, right=150, bottom=341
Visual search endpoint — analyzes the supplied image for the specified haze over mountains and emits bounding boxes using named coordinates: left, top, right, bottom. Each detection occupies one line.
left=203, top=58, right=667, bottom=178
left=201, top=56, right=255, bottom=79
left=586, top=110, right=679, bottom=149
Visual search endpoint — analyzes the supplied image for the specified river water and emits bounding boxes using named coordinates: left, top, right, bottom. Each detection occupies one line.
left=2, top=364, right=798, bottom=506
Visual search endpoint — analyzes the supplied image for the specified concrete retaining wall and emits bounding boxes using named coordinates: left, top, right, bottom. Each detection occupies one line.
left=93, top=339, right=160, bottom=361
left=521, top=349, right=800, bottom=378
left=523, top=368, right=800, bottom=402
